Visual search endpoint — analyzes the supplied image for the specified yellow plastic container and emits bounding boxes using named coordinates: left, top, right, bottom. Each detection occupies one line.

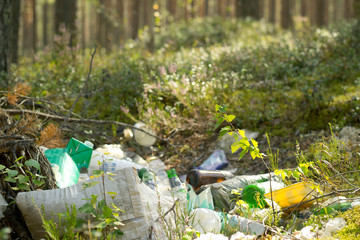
left=264, top=182, right=320, bottom=210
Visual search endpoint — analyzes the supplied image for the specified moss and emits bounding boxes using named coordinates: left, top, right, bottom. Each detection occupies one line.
left=335, top=206, right=360, bottom=239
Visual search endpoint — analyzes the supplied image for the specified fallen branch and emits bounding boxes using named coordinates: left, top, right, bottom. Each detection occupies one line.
left=4, top=108, right=167, bottom=143
left=155, top=199, right=179, bottom=222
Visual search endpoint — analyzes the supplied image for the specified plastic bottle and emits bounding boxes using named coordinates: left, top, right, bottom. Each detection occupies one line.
left=166, top=169, right=187, bottom=199
left=138, top=168, right=156, bottom=190
left=186, top=169, right=234, bottom=192
left=196, top=150, right=228, bottom=170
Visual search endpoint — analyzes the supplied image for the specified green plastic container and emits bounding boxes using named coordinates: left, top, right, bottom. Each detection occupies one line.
left=45, top=148, right=79, bottom=188
left=65, top=138, right=93, bottom=171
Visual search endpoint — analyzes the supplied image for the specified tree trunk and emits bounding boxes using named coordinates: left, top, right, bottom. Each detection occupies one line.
left=130, top=0, right=140, bottom=39
left=114, top=0, right=124, bottom=45
left=235, top=0, right=241, bottom=18
left=344, top=0, right=353, bottom=19
left=236, top=0, right=260, bottom=19
left=316, top=0, right=328, bottom=26
left=167, top=0, right=177, bottom=21
left=22, top=0, right=35, bottom=54
left=333, top=0, right=341, bottom=22
left=281, top=0, right=293, bottom=29
left=354, top=0, right=360, bottom=20
left=0, top=0, right=12, bottom=80
left=42, top=0, right=48, bottom=47
left=204, top=0, right=210, bottom=16
left=301, top=0, right=307, bottom=17
left=55, top=0, right=77, bottom=45
left=147, top=0, right=155, bottom=52
left=269, top=0, right=276, bottom=23
left=11, top=0, right=20, bottom=63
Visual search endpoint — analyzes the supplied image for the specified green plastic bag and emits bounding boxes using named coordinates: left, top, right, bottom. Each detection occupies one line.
left=45, top=148, right=80, bottom=188
left=65, top=138, right=93, bottom=171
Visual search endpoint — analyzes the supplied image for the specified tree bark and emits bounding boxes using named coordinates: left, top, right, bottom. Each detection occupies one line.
left=130, top=0, right=140, bottom=39
left=344, top=0, right=353, bottom=19
left=301, top=0, right=307, bottom=17
left=316, top=0, right=328, bottom=26
left=22, top=0, right=35, bottom=54
left=204, top=0, right=210, bottom=16
left=281, top=0, right=293, bottom=29
left=114, top=0, right=124, bottom=45
left=42, top=0, right=48, bottom=47
left=11, top=0, right=20, bottom=63
left=269, top=0, right=276, bottom=23
left=0, top=0, right=12, bottom=80
left=55, top=0, right=77, bottom=45
left=236, top=0, right=260, bottom=19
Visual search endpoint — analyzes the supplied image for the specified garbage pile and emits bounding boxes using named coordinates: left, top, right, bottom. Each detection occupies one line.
left=1, top=120, right=359, bottom=239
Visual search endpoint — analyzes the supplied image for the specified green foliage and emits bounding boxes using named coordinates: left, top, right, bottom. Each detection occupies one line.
left=335, top=206, right=360, bottom=239
left=0, top=157, right=45, bottom=191
left=215, top=105, right=263, bottom=160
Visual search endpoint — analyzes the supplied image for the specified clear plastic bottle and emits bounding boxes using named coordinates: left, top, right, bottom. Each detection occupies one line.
left=138, top=168, right=156, bottom=190
left=166, top=169, right=187, bottom=200
left=186, top=169, right=234, bottom=192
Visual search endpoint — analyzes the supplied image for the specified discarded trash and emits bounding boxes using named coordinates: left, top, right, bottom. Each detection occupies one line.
left=190, top=208, right=222, bottom=234
left=228, top=215, right=266, bottom=236
left=65, top=138, right=93, bottom=171
left=138, top=168, right=156, bottom=190
left=123, top=128, right=133, bottom=140
left=187, top=186, right=214, bottom=211
left=200, top=173, right=284, bottom=212
left=133, top=122, right=156, bottom=147
left=316, top=196, right=352, bottom=215
left=242, top=185, right=267, bottom=209
left=45, top=148, right=80, bottom=188
left=230, top=231, right=257, bottom=240
left=196, top=150, right=228, bottom=170
left=294, top=226, right=316, bottom=240
left=167, top=169, right=187, bottom=200
left=186, top=169, right=234, bottom=192
left=16, top=167, right=174, bottom=240
left=321, top=217, right=346, bottom=238
left=198, top=233, right=228, bottom=240
left=88, top=150, right=143, bottom=175
left=96, top=144, right=126, bottom=159
left=264, top=182, right=322, bottom=210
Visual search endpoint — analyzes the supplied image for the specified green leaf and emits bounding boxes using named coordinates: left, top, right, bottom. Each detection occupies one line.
left=251, top=139, right=258, bottom=148
left=238, top=129, right=246, bottom=138
left=78, top=203, right=95, bottom=214
left=92, top=170, right=103, bottom=177
left=214, top=117, right=225, bottom=130
left=0, top=165, right=6, bottom=171
left=6, top=170, right=18, bottom=177
left=219, top=126, right=231, bottom=139
left=15, top=156, right=25, bottom=162
left=239, top=139, right=250, bottom=148
left=4, top=175, right=16, bottom=183
left=82, top=181, right=100, bottom=189
left=224, top=114, right=236, bottom=123
left=238, top=148, right=249, bottom=160
left=231, top=141, right=241, bottom=153
left=18, top=183, right=30, bottom=191
left=292, top=170, right=302, bottom=180
left=17, top=174, right=29, bottom=184
left=97, top=199, right=106, bottom=209
left=33, top=179, right=45, bottom=186
left=102, top=205, right=112, bottom=218
left=250, top=150, right=256, bottom=159
left=95, top=221, right=107, bottom=229
left=25, top=159, right=41, bottom=171
left=215, top=104, right=221, bottom=112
